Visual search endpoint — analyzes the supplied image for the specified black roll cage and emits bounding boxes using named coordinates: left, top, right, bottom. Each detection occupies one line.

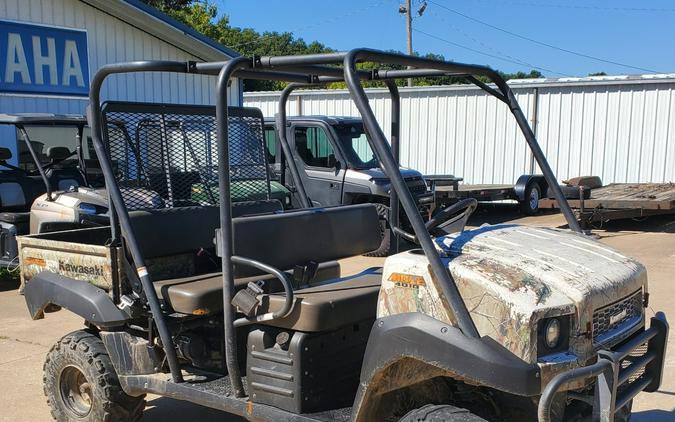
left=87, top=49, right=581, bottom=391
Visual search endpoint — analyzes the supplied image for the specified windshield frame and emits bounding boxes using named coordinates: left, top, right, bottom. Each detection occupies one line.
left=331, top=121, right=380, bottom=170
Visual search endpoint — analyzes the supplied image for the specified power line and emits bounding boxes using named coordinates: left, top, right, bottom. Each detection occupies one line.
left=428, top=0, right=663, bottom=73
left=426, top=10, right=570, bottom=76
left=461, top=0, right=675, bottom=13
left=414, top=28, right=568, bottom=76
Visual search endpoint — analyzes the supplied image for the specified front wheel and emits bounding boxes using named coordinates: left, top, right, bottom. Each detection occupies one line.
left=44, top=330, right=146, bottom=421
left=399, top=404, right=488, bottom=421
left=364, top=203, right=393, bottom=257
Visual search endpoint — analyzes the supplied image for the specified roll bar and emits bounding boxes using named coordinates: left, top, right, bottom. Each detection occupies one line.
left=87, top=50, right=581, bottom=391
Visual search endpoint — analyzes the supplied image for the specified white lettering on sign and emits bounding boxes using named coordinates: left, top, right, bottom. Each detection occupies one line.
left=5, top=32, right=30, bottom=84
left=1, top=20, right=89, bottom=96
left=62, top=39, right=84, bottom=87
left=32, top=35, right=58, bottom=85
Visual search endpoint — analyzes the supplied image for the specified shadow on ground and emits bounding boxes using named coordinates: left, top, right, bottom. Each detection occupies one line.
left=588, top=214, right=675, bottom=234
left=0, top=272, right=20, bottom=292
left=142, top=397, right=243, bottom=421
left=467, top=203, right=562, bottom=226
left=632, top=409, right=675, bottom=421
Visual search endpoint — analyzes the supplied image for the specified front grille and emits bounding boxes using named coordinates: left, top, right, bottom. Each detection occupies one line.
left=593, top=290, right=643, bottom=345
left=404, top=176, right=427, bottom=195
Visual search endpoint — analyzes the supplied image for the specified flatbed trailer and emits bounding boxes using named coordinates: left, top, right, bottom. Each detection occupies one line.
left=539, top=182, right=675, bottom=227
left=425, top=174, right=547, bottom=215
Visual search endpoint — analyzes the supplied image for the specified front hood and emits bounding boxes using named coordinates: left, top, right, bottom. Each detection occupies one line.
left=349, top=167, right=422, bottom=181
left=46, top=187, right=164, bottom=210
left=437, top=225, right=646, bottom=361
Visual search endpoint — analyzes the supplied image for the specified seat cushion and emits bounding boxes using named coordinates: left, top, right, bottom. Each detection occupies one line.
left=154, top=261, right=342, bottom=316
left=260, top=267, right=382, bottom=332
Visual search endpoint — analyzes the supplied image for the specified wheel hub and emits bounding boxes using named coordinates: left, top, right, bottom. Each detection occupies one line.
left=59, top=365, right=92, bottom=417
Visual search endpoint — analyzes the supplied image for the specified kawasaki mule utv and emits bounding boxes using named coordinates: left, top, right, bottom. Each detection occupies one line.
left=23, top=51, right=667, bottom=422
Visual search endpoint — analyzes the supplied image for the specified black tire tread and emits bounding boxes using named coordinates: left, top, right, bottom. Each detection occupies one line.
left=400, top=404, right=488, bottom=422
left=43, top=329, right=146, bottom=422
left=363, top=203, right=392, bottom=257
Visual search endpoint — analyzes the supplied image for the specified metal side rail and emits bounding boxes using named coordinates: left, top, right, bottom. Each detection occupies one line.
left=538, top=312, right=668, bottom=422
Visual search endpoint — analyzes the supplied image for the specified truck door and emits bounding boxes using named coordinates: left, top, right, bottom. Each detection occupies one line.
left=289, top=123, right=346, bottom=207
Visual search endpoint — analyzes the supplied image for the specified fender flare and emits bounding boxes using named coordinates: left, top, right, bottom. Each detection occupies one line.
left=514, top=174, right=548, bottom=201
left=23, top=271, right=128, bottom=328
left=351, top=313, right=541, bottom=422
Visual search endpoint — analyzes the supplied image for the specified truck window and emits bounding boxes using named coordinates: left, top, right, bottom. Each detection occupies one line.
left=294, top=126, right=336, bottom=169
left=263, top=127, right=277, bottom=164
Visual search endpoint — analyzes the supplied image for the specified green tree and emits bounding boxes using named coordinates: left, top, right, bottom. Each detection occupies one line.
left=140, top=0, right=193, bottom=11
left=142, top=1, right=546, bottom=91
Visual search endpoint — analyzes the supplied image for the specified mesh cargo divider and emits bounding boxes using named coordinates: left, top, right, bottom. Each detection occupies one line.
left=100, top=102, right=271, bottom=210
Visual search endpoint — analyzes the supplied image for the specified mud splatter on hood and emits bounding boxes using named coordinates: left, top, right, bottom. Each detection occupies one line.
left=436, top=224, right=646, bottom=313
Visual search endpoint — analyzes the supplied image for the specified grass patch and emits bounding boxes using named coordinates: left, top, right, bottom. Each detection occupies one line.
left=0, top=267, right=20, bottom=282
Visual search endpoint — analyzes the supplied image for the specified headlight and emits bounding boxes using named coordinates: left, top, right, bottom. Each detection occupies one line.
left=537, top=315, right=570, bottom=356
left=370, top=178, right=390, bottom=185
left=545, top=318, right=561, bottom=348
left=77, top=202, right=103, bottom=215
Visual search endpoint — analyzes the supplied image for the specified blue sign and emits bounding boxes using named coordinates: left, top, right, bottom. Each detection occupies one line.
left=0, top=20, right=89, bottom=96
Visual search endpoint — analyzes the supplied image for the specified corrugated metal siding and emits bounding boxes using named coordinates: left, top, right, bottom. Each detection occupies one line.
left=244, top=80, right=675, bottom=184
left=0, top=0, right=238, bottom=113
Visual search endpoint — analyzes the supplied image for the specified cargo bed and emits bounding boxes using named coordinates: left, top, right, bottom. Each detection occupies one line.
left=17, top=227, right=122, bottom=291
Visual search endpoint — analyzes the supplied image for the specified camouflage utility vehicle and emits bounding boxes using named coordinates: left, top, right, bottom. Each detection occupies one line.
left=22, top=51, right=667, bottom=422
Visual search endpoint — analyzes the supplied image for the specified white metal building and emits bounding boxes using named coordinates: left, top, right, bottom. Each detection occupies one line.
left=0, top=0, right=241, bottom=163
left=244, top=75, right=675, bottom=185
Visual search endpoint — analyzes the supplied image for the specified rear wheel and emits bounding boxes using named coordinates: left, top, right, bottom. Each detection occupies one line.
left=364, top=203, right=392, bottom=257
left=44, top=330, right=145, bottom=422
left=399, top=404, right=488, bottom=421
left=519, top=183, right=541, bottom=216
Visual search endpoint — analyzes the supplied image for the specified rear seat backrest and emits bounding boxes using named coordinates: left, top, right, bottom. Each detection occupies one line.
left=128, top=200, right=284, bottom=259
left=129, top=203, right=381, bottom=277
left=129, top=206, right=220, bottom=258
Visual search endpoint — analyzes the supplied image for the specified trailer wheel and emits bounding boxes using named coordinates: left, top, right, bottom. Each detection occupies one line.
left=364, top=203, right=392, bottom=257
left=44, top=330, right=146, bottom=422
left=519, top=182, right=541, bottom=216
left=399, top=404, right=487, bottom=421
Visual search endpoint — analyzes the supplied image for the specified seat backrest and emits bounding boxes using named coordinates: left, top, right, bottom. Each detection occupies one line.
left=230, top=204, right=381, bottom=277
left=45, top=167, right=85, bottom=191
left=130, top=206, right=220, bottom=259
left=129, top=203, right=381, bottom=278
left=0, top=172, right=43, bottom=211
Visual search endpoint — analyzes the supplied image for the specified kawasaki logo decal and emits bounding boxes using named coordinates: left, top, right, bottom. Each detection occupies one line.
left=59, top=261, right=104, bottom=276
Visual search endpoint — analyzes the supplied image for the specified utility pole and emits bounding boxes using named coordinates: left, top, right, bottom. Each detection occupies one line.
left=404, top=0, right=413, bottom=87
left=400, top=1, right=426, bottom=87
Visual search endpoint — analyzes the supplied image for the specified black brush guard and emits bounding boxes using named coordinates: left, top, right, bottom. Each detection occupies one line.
left=539, top=312, right=668, bottom=422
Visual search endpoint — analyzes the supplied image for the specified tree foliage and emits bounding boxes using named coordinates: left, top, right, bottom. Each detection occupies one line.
left=141, top=1, right=545, bottom=91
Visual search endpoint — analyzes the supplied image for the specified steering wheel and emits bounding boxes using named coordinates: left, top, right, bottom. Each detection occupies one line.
left=391, top=198, right=478, bottom=244
left=425, top=198, right=478, bottom=235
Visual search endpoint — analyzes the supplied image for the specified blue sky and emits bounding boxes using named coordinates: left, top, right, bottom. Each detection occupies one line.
left=214, top=0, right=674, bottom=78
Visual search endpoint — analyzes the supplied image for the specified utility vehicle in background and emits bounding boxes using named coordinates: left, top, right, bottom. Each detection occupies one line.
left=264, top=110, right=547, bottom=255
left=264, top=115, right=432, bottom=256
left=0, top=114, right=104, bottom=266
left=21, top=51, right=667, bottom=422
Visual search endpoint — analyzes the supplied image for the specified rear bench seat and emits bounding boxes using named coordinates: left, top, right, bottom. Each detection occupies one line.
left=129, top=203, right=383, bottom=332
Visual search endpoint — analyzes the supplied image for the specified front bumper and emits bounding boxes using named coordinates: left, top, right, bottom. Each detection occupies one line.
left=538, top=312, right=668, bottom=422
